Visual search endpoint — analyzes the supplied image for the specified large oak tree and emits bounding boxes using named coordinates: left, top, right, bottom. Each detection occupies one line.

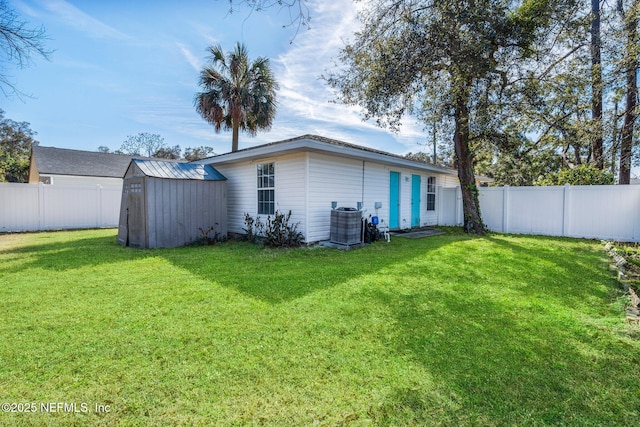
left=327, top=0, right=567, bottom=233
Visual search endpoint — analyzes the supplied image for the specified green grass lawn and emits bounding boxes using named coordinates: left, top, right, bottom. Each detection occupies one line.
left=0, top=229, right=638, bottom=426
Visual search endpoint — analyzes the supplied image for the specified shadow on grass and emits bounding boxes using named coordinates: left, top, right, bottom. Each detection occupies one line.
left=0, top=234, right=153, bottom=274
left=483, top=234, right=616, bottom=310
left=160, top=237, right=455, bottom=304
left=0, top=230, right=457, bottom=304
left=366, top=235, right=639, bottom=425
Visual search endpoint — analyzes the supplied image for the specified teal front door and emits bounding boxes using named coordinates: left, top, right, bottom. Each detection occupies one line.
left=411, top=175, right=421, bottom=227
left=389, top=171, right=400, bottom=229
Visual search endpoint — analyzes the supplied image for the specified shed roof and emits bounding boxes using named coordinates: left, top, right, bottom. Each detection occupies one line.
left=132, top=159, right=226, bottom=181
left=31, top=145, right=135, bottom=178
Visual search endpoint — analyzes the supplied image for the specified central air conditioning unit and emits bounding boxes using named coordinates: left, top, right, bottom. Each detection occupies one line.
left=330, top=207, right=362, bottom=245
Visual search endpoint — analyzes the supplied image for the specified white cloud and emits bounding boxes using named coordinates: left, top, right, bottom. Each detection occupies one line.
left=176, top=43, right=202, bottom=73
left=271, top=0, right=428, bottom=154
left=40, top=0, right=129, bottom=40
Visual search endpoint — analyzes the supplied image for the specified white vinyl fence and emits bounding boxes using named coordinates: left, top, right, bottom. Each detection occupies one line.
left=478, top=185, right=640, bottom=242
left=0, top=183, right=122, bottom=232
left=438, top=186, right=463, bottom=226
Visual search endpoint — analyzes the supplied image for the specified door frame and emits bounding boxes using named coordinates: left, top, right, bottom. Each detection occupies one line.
left=411, top=174, right=421, bottom=227
left=389, top=171, right=400, bottom=229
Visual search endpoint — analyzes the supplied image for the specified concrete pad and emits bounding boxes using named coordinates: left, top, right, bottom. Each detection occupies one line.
left=391, top=228, right=444, bottom=239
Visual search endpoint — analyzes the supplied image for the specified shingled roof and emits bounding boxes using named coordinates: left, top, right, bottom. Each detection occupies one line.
left=193, top=134, right=459, bottom=176
left=31, top=146, right=136, bottom=178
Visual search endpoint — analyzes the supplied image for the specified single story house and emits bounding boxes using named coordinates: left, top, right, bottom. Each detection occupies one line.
left=193, top=134, right=465, bottom=243
left=29, top=146, right=136, bottom=186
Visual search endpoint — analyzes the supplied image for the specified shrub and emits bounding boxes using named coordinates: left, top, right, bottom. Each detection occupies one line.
left=243, top=210, right=304, bottom=248
left=535, top=164, right=615, bottom=186
left=243, top=213, right=264, bottom=243
left=190, top=224, right=226, bottom=246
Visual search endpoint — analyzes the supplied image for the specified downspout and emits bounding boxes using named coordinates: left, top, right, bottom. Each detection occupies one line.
left=361, top=160, right=365, bottom=207
left=361, top=160, right=365, bottom=244
left=305, top=153, right=310, bottom=243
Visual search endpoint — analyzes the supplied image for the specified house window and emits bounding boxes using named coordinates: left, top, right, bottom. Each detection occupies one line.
left=257, top=162, right=275, bottom=215
left=426, top=177, right=436, bottom=211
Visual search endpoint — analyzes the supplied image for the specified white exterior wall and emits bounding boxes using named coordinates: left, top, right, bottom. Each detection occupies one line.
left=307, top=153, right=453, bottom=242
left=441, top=174, right=460, bottom=188
left=307, top=153, right=365, bottom=242
left=213, top=151, right=457, bottom=243
left=363, top=162, right=390, bottom=230
left=213, top=153, right=307, bottom=239
left=387, top=168, right=446, bottom=230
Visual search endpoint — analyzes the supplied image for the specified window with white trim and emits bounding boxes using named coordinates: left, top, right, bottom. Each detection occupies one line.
left=257, top=162, right=275, bottom=215
left=426, top=177, right=436, bottom=211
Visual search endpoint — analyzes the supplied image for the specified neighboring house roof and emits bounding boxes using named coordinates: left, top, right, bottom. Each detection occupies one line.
left=193, top=134, right=458, bottom=176
left=131, top=159, right=226, bottom=181
left=31, top=146, right=135, bottom=178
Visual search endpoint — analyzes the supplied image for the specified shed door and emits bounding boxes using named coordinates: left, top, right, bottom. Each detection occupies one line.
left=125, top=178, right=146, bottom=248
left=411, top=174, right=421, bottom=227
left=389, top=171, right=400, bottom=229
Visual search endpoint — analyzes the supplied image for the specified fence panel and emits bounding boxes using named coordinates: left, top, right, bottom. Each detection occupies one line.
left=438, top=186, right=461, bottom=226
left=0, top=183, right=122, bottom=232
left=478, top=185, right=640, bottom=242
left=478, top=188, right=504, bottom=231
left=565, top=185, right=640, bottom=241
left=504, top=187, right=566, bottom=236
left=0, top=184, right=41, bottom=231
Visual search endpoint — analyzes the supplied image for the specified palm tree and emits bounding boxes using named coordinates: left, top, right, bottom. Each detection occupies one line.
left=195, top=43, right=278, bottom=152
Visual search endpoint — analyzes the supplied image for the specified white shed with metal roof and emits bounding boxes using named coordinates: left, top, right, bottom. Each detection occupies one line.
left=118, top=159, right=227, bottom=248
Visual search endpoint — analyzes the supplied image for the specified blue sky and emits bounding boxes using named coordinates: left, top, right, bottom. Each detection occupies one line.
left=3, top=0, right=429, bottom=156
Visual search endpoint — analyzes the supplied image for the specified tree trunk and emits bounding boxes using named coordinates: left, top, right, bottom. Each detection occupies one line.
left=618, top=0, right=638, bottom=185
left=231, top=105, right=240, bottom=152
left=611, top=100, right=619, bottom=177
left=591, top=0, right=604, bottom=169
left=232, top=124, right=239, bottom=152
left=453, top=80, right=485, bottom=234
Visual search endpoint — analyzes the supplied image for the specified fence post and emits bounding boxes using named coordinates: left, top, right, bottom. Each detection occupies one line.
left=38, top=182, right=45, bottom=229
left=562, top=184, right=571, bottom=237
left=437, top=185, right=443, bottom=225
left=96, top=184, right=103, bottom=227
left=502, top=185, right=510, bottom=233
left=456, top=186, right=462, bottom=225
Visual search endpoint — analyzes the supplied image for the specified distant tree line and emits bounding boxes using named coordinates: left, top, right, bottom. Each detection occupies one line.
left=98, top=132, right=215, bottom=162
left=0, top=109, right=37, bottom=182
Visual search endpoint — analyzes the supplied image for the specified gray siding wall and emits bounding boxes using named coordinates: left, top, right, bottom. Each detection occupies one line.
left=144, top=178, right=227, bottom=248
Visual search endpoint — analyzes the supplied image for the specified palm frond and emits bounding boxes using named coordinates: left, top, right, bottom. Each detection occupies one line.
left=195, top=41, right=278, bottom=150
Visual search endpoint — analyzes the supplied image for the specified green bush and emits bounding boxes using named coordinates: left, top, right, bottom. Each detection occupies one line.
left=535, top=164, right=614, bottom=186
left=243, top=210, right=304, bottom=248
